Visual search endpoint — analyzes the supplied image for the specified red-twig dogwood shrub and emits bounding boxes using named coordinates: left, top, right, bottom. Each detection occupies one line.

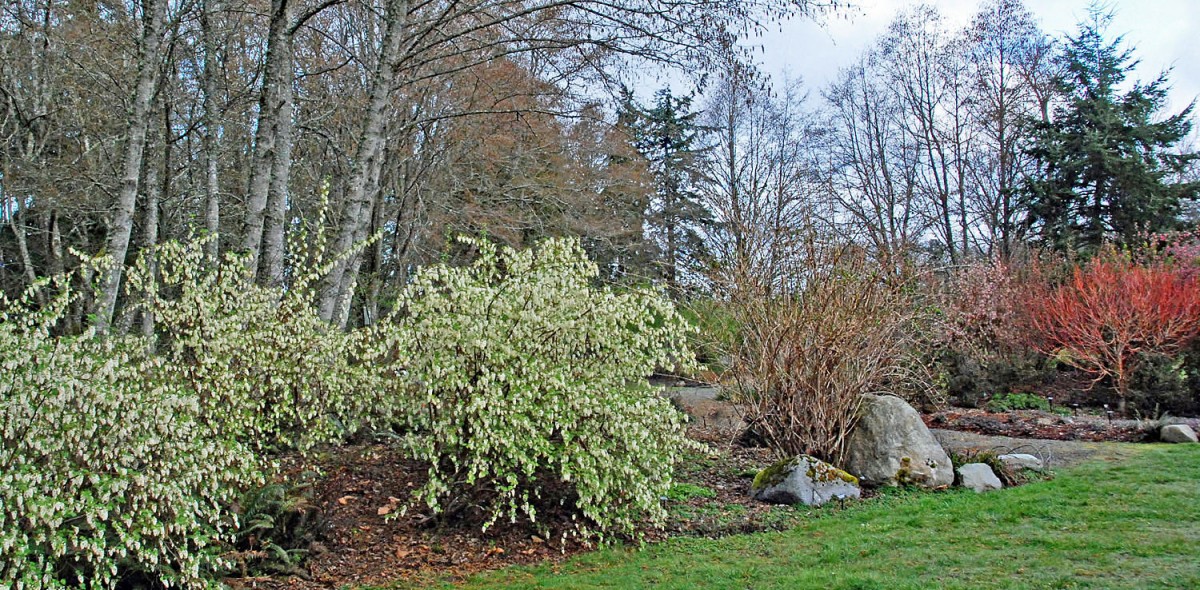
left=1024, top=249, right=1200, bottom=413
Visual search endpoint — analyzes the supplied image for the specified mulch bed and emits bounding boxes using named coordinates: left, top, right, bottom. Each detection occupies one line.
left=923, top=408, right=1154, bottom=442
left=225, top=426, right=807, bottom=589
left=228, top=445, right=589, bottom=589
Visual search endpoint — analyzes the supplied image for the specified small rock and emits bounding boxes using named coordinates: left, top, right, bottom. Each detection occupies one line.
left=309, top=541, right=329, bottom=555
left=1160, top=424, right=1199, bottom=444
left=957, top=463, right=1002, bottom=493
left=998, top=453, right=1044, bottom=470
left=751, top=455, right=861, bottom=507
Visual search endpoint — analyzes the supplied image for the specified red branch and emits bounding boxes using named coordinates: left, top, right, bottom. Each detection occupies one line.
left=1024, top=253, right=1200, bottom=408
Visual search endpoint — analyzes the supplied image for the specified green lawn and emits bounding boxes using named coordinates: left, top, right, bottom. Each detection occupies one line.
left=400, top=444, right=1200, bottom=590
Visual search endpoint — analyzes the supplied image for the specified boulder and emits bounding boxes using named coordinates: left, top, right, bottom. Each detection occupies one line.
left=1160, top=424, right=1199, bottom=444
left=998, top=453, right=1044, bottom=471
left=845, top=394, right=953, bottom=488
left=957, top=463, right=1002, bottom=493
left=751, top=455, right=861, bottom=506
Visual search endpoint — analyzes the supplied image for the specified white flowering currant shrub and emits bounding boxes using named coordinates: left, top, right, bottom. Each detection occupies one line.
left=387, top=237, right=696, bottom=538
left=127, top=239, right=401, bottom=453
left=0, top=280, right=263, bottom=589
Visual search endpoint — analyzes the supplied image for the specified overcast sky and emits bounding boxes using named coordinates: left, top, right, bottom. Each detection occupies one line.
left=752, top=0, right=1200, bottom=114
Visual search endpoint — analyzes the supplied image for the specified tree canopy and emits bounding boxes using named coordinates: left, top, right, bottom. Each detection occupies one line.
left=622, top=88, right=713, bottom=291
left=1023, top=9, right=1199, bottom=252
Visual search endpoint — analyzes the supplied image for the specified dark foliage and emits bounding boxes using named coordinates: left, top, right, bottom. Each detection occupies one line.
left=1023, top=9, right=1199, bottom=252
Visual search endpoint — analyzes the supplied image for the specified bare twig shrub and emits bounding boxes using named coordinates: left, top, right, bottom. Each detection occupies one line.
left=722, top=239, right=925, bottom=463
left=925, top=254, right=1052, bottom=407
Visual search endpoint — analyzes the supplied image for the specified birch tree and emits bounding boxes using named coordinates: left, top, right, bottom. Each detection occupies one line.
left=94, top=0, right=169, bottom=332
left=315, top=0, right=839, bottom=321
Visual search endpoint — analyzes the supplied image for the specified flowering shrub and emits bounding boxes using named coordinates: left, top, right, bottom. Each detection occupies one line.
left=1024, top=249, right=1200, bottom=413
left=936, top=260, right=1032, bottom=359
left=931, top=258, right=1051, bottom=406
left=127, top=238, right=402, bottom=452
left=0, top=280, right=262, bottom=589
left=1, top=234, right=693, bottom=585
left=1141, top=227, right=1200, bottom=277
left=0, top=233, right=406, bottom=588
left=386, top=237, right=694, bottom=538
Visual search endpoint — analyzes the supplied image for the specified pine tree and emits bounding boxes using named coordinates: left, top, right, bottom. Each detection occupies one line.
left=1024, top=8, right=1199, bottom=252
left=622, top=88, right=713, bottom=292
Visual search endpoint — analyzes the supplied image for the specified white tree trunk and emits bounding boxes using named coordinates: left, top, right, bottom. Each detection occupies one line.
left=140, top=140, right=161, bottom=342
left=261, top=68, right=296, bottom=286
left=319, top=0, right=407, bottom=323
left=95, top=0, right=168, bottom=333
left=201, top=0, right=224, bottom=261
left=4, top=200, right=39, bottom=296
left=240, top=0, right=295, bottom=279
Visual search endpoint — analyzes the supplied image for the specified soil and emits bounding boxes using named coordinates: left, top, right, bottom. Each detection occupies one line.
left=930, top=428, right=1143, bottom=469
left=227, top=445, right=590, bottom=590
left=922, top=408, right=1157, bottom=443
left=226, top=426, right=814, bottom=589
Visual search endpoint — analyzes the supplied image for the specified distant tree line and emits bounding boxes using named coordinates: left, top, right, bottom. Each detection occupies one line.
left=1, top=0, right=1196, bottom=331
left=648, top=0, right=1197, bottom=291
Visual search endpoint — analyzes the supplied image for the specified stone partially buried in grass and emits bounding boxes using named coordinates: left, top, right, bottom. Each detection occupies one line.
left=1160, top=424, right=1199, bottom=444
left=751, top=455, right=861, bottom=506
left=957, top=463, right=1003, bottom=493
left=998, top=453, right=1044, bottom=471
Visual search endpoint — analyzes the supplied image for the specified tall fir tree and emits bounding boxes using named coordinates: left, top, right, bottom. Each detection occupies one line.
left=622, top=88, right=713, bottom=292
left=1024, top=8, right=1199, bottom=252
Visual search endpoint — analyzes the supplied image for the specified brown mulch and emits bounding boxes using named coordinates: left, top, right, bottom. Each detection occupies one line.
left=225, top=425, right=805, bottom=589
left=227, top=444, right=589, bottom=589
left=922, top=408, right=1154, bottom=442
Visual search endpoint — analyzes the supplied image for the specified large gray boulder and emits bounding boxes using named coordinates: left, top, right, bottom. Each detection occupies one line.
left=1160, top=424, right=1199, bottom=444
left=957, top=463, right=1003, bottom=493
left=845, top=394, right=954, bottom=488
left=750, top=455, right=861, bottom=506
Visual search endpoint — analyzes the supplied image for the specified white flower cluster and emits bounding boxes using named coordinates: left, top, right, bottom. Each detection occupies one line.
left=381, top=237, right=696, bottom=538
left=1, top=235, right=403, bottom=588
left=0, top=235, right=694, bottom=587
left=127, top=239, right=403, bottom=454
left=0, top=279, right=263, bottom=589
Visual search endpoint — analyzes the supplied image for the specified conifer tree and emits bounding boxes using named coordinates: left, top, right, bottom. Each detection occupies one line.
left=1024, top=8, right=1199, bottom=252
left=623, top=88, right=713, bottom=292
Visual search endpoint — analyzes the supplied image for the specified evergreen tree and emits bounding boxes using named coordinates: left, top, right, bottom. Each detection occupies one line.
left=1024, top=9, right=1199, bottom=252
left=622, top=88, right=713, bottom=292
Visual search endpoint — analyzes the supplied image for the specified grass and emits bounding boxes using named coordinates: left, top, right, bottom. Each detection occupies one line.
left=387, top=444, right=1200, bottom=590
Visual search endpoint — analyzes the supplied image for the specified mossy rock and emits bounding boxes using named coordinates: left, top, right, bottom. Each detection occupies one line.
left=752, top=456, right=802, bottom=492
left=806, top=460, right=859, bottom=486
left=751, top=455, right=862, bottom=507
